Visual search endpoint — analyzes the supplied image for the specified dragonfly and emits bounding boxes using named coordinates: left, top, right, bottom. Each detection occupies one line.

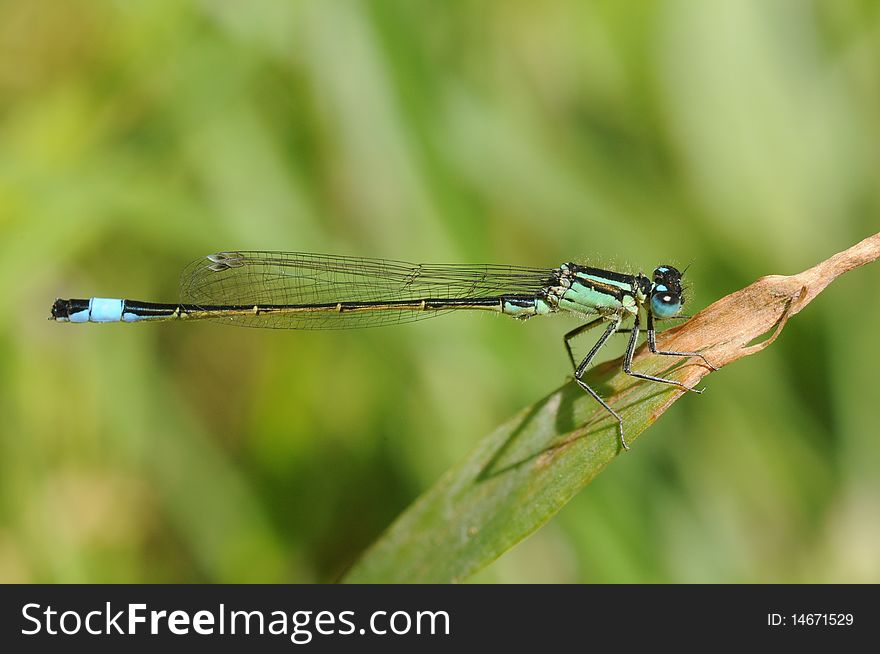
left=51, top=251, right=716, bottom=450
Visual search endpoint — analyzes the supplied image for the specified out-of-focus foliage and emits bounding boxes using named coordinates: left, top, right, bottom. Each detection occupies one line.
left=1, top=0, right=878, bottom=583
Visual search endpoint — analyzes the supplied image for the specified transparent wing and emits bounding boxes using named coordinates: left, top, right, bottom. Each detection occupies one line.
left=179, top=251, right=556, bottom=329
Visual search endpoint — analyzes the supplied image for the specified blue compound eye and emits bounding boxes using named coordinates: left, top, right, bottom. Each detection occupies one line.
left=651, top=292, right=682, bottom=319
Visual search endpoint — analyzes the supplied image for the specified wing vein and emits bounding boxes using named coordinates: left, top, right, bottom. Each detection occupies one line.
left=179, top=251, right=556, bottom=329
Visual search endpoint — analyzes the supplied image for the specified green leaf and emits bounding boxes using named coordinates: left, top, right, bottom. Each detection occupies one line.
left=344, top=232, right=880, bottom=583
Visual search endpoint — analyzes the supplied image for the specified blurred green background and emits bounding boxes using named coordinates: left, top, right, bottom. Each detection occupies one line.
left=1, top=0, right=878, bottom=583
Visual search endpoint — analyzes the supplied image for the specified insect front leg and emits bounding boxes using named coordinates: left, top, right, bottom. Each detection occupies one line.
left=645, top=312, right=717, bottom=371
left=622, top=312, right=703, bottom=393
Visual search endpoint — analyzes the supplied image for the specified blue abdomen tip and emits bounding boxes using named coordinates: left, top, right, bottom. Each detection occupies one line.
left=88, top=298, right=124, bottom=323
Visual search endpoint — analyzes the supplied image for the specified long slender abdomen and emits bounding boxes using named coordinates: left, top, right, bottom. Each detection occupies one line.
left=51, top=294, right=558, bottom=324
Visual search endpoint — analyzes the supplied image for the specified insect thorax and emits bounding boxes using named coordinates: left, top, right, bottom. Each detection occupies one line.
left=544, top=264, right=643, bottom=318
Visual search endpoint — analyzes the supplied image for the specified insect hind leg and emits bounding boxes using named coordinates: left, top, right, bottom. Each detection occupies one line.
left=570, top=316, right=629, bottom=451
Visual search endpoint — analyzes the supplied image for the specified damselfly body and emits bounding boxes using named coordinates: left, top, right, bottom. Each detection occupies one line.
left=51, top=251, right=715, bottom=449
